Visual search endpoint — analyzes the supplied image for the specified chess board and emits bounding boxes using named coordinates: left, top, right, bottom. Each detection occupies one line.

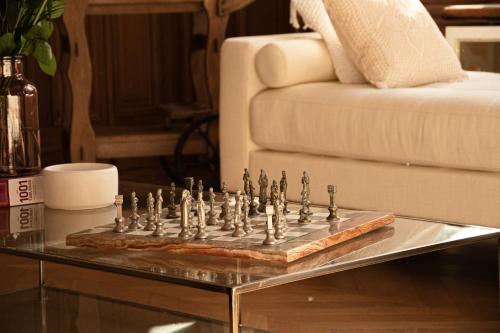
left=66, top=202, right=394, bottom=263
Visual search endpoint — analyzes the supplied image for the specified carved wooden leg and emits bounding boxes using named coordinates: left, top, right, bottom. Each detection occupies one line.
left=62, top=0, right=97, bottom=162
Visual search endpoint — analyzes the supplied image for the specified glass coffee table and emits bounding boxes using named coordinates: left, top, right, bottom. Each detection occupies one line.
left=1, top=181, right=499, bottom=333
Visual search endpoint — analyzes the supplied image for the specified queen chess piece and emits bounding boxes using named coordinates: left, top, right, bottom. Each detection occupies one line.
left=127, top=192, right=142, bottom=231
left=178, top=189, right=193, bottom=240
left=144, top=192, right=156, bottom=231
left=327, top=185, right=339, bottom=221
left=257, top=169, right=268, bottom=213
left=248, top=179, right=259, bottom=217
left=167, top=182, right=178, bottom=218
left=207, top=188, right=218, bottom=226
left=280, top=170, right=290, bottom=214
left=242, top=194, right=253, bottom=233
left=195, top=192, right=208, bottom=239
left=113, top=195, right=127, bottom=233
left=232, top=191, right=246, bottom=237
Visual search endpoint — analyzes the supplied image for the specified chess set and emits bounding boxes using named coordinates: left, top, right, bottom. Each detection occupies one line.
left=66, top=169, right=395, bottom=263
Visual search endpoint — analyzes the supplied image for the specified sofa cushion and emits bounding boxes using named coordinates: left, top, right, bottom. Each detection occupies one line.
left=250, top=71, right=500, bottom=173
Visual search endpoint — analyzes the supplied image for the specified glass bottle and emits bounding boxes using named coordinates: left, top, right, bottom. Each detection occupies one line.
left=0, top=56, right=41, bottom=176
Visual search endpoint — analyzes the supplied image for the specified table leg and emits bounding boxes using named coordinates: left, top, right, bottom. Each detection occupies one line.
left=229, top=290, right=241, bottom=333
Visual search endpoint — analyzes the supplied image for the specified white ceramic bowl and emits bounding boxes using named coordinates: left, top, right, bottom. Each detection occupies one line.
left=42, top=163, right=118, bottom=210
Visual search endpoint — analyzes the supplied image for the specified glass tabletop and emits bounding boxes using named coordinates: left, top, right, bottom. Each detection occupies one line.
left=1, top=181, right=498, bottom=294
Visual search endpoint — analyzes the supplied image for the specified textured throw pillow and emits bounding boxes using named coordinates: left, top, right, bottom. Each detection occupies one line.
left=290, top=0, right=366, bottom=83
left=324, top=0, right=466, bottom=88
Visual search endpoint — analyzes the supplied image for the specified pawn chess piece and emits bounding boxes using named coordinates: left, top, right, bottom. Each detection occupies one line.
left=257, top=169, right=268, bottom=213
left=167, top=182, right=178, bottom=218
left=243, top=168, right=251, bottom=196
left=113, top=195, right=127, bottom=233
left=248, top=180, right=259, bottom=217
left=156, top=188, right=164, bottom=219
left=144, top=192, right=156, bottom=231
left=219, top=182, right=228, bottom=219
left=128, top=192, right=142, bottom=231
left=242, top=194, right=253, bottom=233
left=152, top=192, right=166, bottom=237
left=178, top=189, right=193, bottom=240
left=195, top=192, right=208, bottom=239
left=232, top=191, right=246, bottom=237
left=207, top=188, right=218, bottom=226
left=273, top=195, right=285, bottom=239
left=327, top=184, right=339, bottom=221
left=262, top=216, right=276, bottom=245
left=279, top=192, right=288, bottom=231
left=220, top=192, right=234, bottom=230
left=185, top=177, right=196, bottom=214
left=280, top=170, right=290, bottom=214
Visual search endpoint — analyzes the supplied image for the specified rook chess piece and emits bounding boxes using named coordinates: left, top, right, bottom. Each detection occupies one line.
left=242, top=194, right=253, bottom=233
left=219, top=182, right=228, bottom=219
left=280, top=170, right=290, bottom=214
left=207, top=188, right=218, bottom=226
left=113, top=195, right=127, bottom=233
left=195, top=191, right=208, bottom=239
left=127, top=192, right=142, bottom=231
left=221, top=192, right=234, bottom=231
left=248, top=179, right=259, bottom=217
left=144, top=192, right=156, bottom=231
left=178, top=190, right=193, bottom=239
left=167, top=182, right=178, bottom=218
left=257, top=169, right=268, bottom=213
left=327, top=185, right=339, bottom=221
left=232, top=191, right=246, bottom=237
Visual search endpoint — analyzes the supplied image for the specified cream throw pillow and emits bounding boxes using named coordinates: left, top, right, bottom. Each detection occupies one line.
left=324, top=0, right=466, bottom=88
left=290, top=0, right=366, bottom=83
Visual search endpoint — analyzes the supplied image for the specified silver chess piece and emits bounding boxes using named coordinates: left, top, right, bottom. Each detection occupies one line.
left=262, top=213, right=276, bottom=245
left=156, top=188, right=164, bottom=219
left=127, top=191, right=142, bottom=231
left=207, top=188, right=218, bottom=226
left=152, top=193, right=166, bottom=237
left=179, top=189, right=193, bottom=240
left=270, top=180, right=279, bottom=205
left=219, top=182, right=228, bottom=219
left=144, top=192, right=156, bottom=231
left=248, top=179, right=259, bottom=217
left=232, top=191, right=246, bottom=237
left=195, top=191, right=208, bottom=239
left=243, top=168, right=251, bottom=196
left=242, top=194, right=253, bottom=233
left=273, top=193, right=285, bottom=239
left=113, top=195, right=127, bottom=233
left=167, top=182, right=178, bottom=218
left=280, top=170, right=290, bottom=214
left=221, top=192, right=234, bottom=230
left=257, top=169, right=268, bottom=213
left=299, top=171, right=312, bottom=224
left=185, top=177, right=196, bottom=214
left=279, top=191, right=288, bottom=232
left=327, top=185, right=339, bottom=221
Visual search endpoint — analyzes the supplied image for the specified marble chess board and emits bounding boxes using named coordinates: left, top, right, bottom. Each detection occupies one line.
left=66, top=201, right=394, bottom=263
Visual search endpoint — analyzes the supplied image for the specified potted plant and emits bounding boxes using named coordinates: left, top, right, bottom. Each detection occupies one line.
left=0, top=0, right=65, bottom=176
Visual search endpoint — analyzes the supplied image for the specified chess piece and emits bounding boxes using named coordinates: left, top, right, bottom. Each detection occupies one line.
left=273, top=195, right=285, bottom=239
left=156, top=188, right=164, bottom=219
left=207, top=188, right=218, bottom=226
left=144, top=192, right=156, bottom=231
left=262, top=214, right=276, bottom=245
left=248, top=179, right=259, bottom=217
left=178, top=189, right=193, bottom=239
left=280, top=170, right=290, bottom=214
left=185, top=177, right=196, bottom=214
left=299, top=171, right=312, bottom=223
left=219, top=182, right=228, bottom=219
left=257, top=169, right=268, bottom=213
left=242, top=194, right=253, bottom=233
left=152, top=192, right=166, bottom=236
left=195, top=192, right=208, bottom=239
left=243, top=168, right=251, bottom=196
left=221, top=192, right=234, bottom=231
left=327, top=185, right=339, bottom=221
left=270, top=180, right=279, bottom=205
left=167, top=182, right=178, bottom=218
left=113, top=195, right=127, bottom=233
left=232, top=191, right=246, bottom=237
left=279, top=191, right=288, bottom=231
left=127, top=192, right=142, bottom=231
left=198, top=179, right=204, bottom=198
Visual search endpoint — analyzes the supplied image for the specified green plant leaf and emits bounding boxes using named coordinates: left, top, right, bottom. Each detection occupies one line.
left=47, top=0, right=65, bottom=19
left=0, top=33, right=15, bottom=56
left=33, top=40, right=56, bottom=76
left=24, top=20, right=53, bottom=40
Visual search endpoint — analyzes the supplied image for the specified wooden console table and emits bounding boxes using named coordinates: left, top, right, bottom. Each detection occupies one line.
left=62, top=0, right=253, bottom=162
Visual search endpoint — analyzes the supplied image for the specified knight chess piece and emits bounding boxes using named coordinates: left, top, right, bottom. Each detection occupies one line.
left=219, top=182, right=228, bottom=219
left=262, top=214, right=276, bottom=245
left=280, top=170, right=290, bottom=214
left=127, top=192, right=142, bottom=231
left=167, top=182, right=178, bottom=218
left=113, top=195, right=127, bottom=233
left=248, top=179, right=259, bottom=217
left=257, top=169, right=268, bottom=213
left=242, top=194, right=253, bottom=233
left=144, top=192, right=156, bottom=231
left=327, top=185, right=339, bottom=221
left=195, top=192, right=208, bottom=239
left=207, top=188, right=218, bottom=226
left=232, top=191, right=246, bottom=237
left=178, top=189, right=193, bottom=240
left=243, top=168, right=251, bottom=196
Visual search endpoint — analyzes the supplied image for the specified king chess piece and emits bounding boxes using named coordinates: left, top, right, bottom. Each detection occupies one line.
left=219, top=182, right=228, bottom=219
left=127, top=192, right=142, bottom=231
left=327, top=185, right=339, bottom=221
left=232, top=191, right=246, bottom=237
left=257, top=169, right=268, bottom=213
left=144, top=192, right=156, bottom=231
left=242, top=194, right=253, bottom=233
left=221, top=192, right=234, bottom=231
left=280, top=170, right=290, bottom=214
left=178, top=189, right=193, bottom=240
left=248, top=179, right=259, bottom=217
left=207, top=188, right=218, bottom=226
left=113, top=195, right=127, bottom=233
left=167, top=182, right=178, bottom=218
left=195, top=192, right=208, bottom=239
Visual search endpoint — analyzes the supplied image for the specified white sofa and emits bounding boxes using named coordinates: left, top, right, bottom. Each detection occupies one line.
left=219, top=32, right=500, bottom=228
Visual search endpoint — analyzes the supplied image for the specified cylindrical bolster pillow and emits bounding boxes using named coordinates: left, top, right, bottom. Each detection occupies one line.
left=255, top=37, right=337, bottom=88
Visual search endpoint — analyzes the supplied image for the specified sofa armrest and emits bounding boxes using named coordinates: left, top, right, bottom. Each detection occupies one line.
left=219, top=32, right=322, bottom=189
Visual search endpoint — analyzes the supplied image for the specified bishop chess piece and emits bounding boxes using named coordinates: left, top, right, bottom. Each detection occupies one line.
left=127, top=192, right=142, bottom=231
left=178, top=189, right=193, bottom=240
left=195, top=192, right=208, bottom=239
left=167, top=182, right=178, bottom=218
left=207, top=188, right=218, bottom=226
left=156, top=188, right=164, bottom=219
left=219, top=182, right=228, bottom=219
left=232, top=191, right=246, bottom=237
left=257, top=169, right=268, bottom=213
left=248, top=180, right=259, bottom=217
left=152, top=195, right=166, bottom=237
left=242, top=194, right=253, bottom=233
left=113, top=195, right=127, bottom=233
left=262, top=213, right=276, bottom=245
left=221, top=192, right=234, bottom=231
left=327, top=185, right=339, bottom=221
left=280, top=170, right=290, bottom=214
left=243, top=168, right=251, bottom=196
left=144, top=192, right=156, bottom=231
